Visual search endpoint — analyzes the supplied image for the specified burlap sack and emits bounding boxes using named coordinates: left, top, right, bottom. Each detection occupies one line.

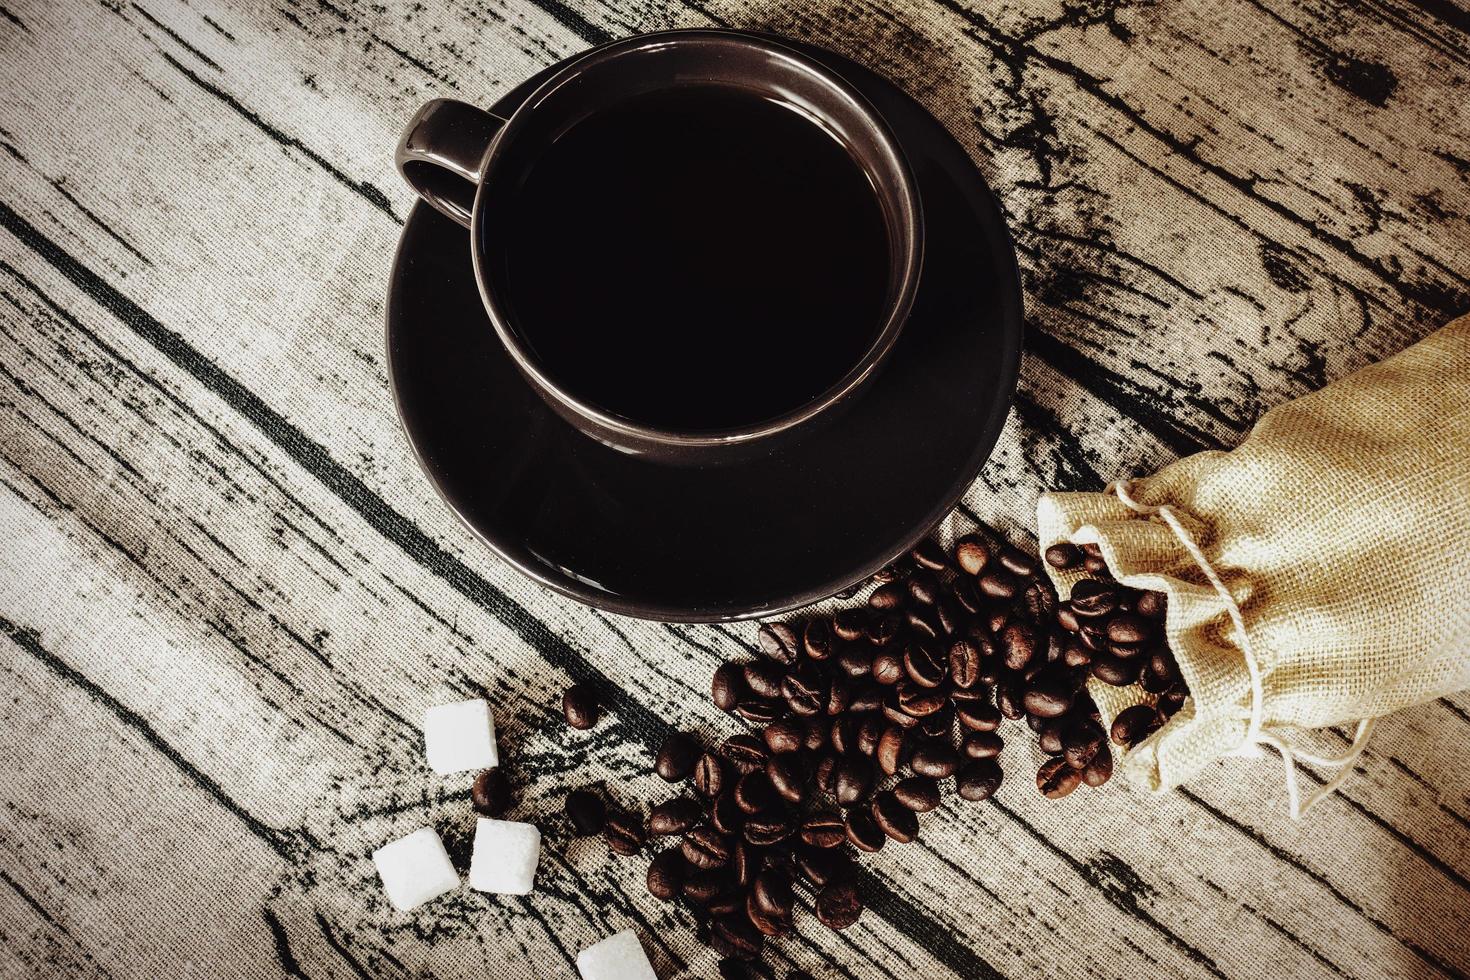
left=1037, top=314, right=1470, bottom=816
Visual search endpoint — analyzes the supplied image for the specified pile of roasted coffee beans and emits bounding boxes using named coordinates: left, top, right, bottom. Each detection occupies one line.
left=561, top=534, right=1190, bottom=978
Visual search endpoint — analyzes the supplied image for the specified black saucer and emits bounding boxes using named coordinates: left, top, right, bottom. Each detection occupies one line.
left=386, top=39, right=1023, bottom=622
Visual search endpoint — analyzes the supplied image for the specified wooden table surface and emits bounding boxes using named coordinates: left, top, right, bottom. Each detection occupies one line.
left=2, top=0, right=1469, bottom=976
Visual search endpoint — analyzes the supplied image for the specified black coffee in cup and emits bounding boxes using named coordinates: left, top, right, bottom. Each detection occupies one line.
left=496, top=86, right=892, bottom=432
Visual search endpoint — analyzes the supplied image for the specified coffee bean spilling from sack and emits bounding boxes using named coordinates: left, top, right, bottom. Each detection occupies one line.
left=564, top=534, right=1190, bottom=975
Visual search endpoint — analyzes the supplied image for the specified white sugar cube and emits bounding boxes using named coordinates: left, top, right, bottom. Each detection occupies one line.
left=577, top=930, right=657, bottom=980
left=372, top=826, right=459, bottom=912
left=424, top=698, right=498, bottom=775
left=468, top=818, right=541, bottom=895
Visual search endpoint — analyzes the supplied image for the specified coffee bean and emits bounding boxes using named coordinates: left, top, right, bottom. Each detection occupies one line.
left=694, top=752, right=726, bottom=798
left=1081, top=543, right=1102, bottom=557
left=761, top=719, right=801, bottom=755
left=565, top=789, right=606, bottom=835
left=962, top=731, right=1004, bottom=759
left=471, top=768, right=513, bottom=817
left=956, top=758, right=1003, bottom=801
left=1062, top=639, right=1092, bottom=668
left=837, top=643, right=875, bottom=679
left=563, top=684, right=599, bottom=730
left=1106, top=614, right=1150, bottom=646
left=907, top=569, right=941, bottom=606
left=802, top=717, right=829, bottom=752
left=830, top=716, right=859, bottom=756
left=872, top=649, right=905, bottom=685
left=712, top=662, right=746, bottom=712
left=1037, top=722, right=1064, bottom=755
left=712, top=913, right=763, bottom=960
left=984, top=605, right=1011, bottom=635
left=757, top=622, right=801, bottom=665
left=1084, top=554, right=1111, bottom=576
left=781, top=665, right=824, bottom=716
left=911, top=538, right=949, bottom=571
left=947, top=637, right=983, bottom=689
left=722, top=734, right=770, bottom=774
left=743, top=811, right=796, bottom=846
left=735, top=770, right=778, bottom=814
left=872, top=791, right=920, bottom=842
left=843, top=806, right=885, bottom=853
left=879, top=689, right=919, bottom=725
left=1159, top=684, right=1188, bottom=717
left=936, top=599, right=965, bottom=637
left=767, top=754, right=806, bottom=805
left=995, top=674, right=1026, bottom=720
left=650, top=797, right=701, bottom=836
left=1021, top=578, right=1057, bottom=625
left=957, top=699, right=1002, bottom=732
left=866, top=612, right=902, bottom=647
left=718, top=957, right=750, bottom=980
left=833, top=609, right=867, bottom=643
left=1027, top=710, right=1050, bottom=734
left=903, top=642, right=947, bottom=688
left=954, top=535, right=991, bottom=575
left=1136, top=590, right=1167, bottom=619
left=743, top=661, right=785, bottom=699
left=604, top=807, right=645, bottom=856
left=1044, top=542, right=1083, bottom=570
left=952, top=576, right=983, bottom=614
left=999, top=547, right=1040, bottom=578
left=655, top=732, right=700, bottom=782
left=796, top=844, right=850, bottom=887
left=869, top=581, right=905, bottom=610
left=850, top=681, right=884, bottom=714
left=753, top=866, right=795, bottom=919
left=804, top=617, right=836, bottom=661
left=1037, top=757, right=1082, bottom=799
left=645, top=848, right=688, bottom=903
left=1056, top=601, right=1081, bottom=633
left=681, top=825, right=731, bottom=869
left=798, top=809, right=846, bottom=848
left=835, top=755, right=875, bottom=806
left=1000, top=621, right=1040, bottom=671
left=1110, top=704, right=1162, bottom=747
left=816, top=880, right=864, bottom=930
left=896, top=681, right=947, bottom=718
left=1023, top=668, right=1076, bottom=718
left=872, top=725, right=906, bottom=777
left=1083, top=745, right=1114, bottom=787
left=1092, top=652, right=1142, bottom=686
left=910, top=740, right=960, bottom=779
left=813, top=753, right=838, bottom=796
left=1070, top=580, right=1117, bottom=618
left=735, top=697, right=783, bottom=724
left=904, top=607, right=939, bottom=641
left=1147, top=649, right=1183, bottom=688
left=710, top=791, right=745, bottom=835
left=1077, top=621, right=1108, bottom=652
left=854, top=714, right=883, bottom=757
left=920, top=702, right=953, bottom=739
left=683, top=867, right=733, bottom=906
left=893, top=775, right=941, bottom=812
left=730, top=837, right=758, bottom=887
left=825, top=676, right=854, bottom=716
left=978, top=569, right=1020, bottom=600
left=1062, top=718, right=1105, bottom=769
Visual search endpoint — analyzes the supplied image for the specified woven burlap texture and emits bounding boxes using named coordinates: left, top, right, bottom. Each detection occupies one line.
left=1038, top=314, right=1470, bottom=794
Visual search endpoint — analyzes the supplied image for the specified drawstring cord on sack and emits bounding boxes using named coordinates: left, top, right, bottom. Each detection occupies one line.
left=1106, top=480, right=1378, bottom=819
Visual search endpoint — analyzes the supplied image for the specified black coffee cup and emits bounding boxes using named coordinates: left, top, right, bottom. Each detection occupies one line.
left=395, top=29, right=922, bottom=463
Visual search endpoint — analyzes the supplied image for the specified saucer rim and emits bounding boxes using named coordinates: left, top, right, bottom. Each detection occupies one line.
left=385, top=36, right=1023, bottom=623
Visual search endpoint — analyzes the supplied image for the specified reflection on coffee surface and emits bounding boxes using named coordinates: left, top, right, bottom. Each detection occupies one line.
left=501, top=85, right=891, bottom=432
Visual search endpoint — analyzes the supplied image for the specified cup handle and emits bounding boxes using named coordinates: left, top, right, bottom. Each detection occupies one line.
left=394, top=99, right=506, bottom=229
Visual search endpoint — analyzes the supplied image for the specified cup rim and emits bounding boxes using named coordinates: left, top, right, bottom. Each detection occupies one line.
left=467, top=28, right=924, bottom=452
